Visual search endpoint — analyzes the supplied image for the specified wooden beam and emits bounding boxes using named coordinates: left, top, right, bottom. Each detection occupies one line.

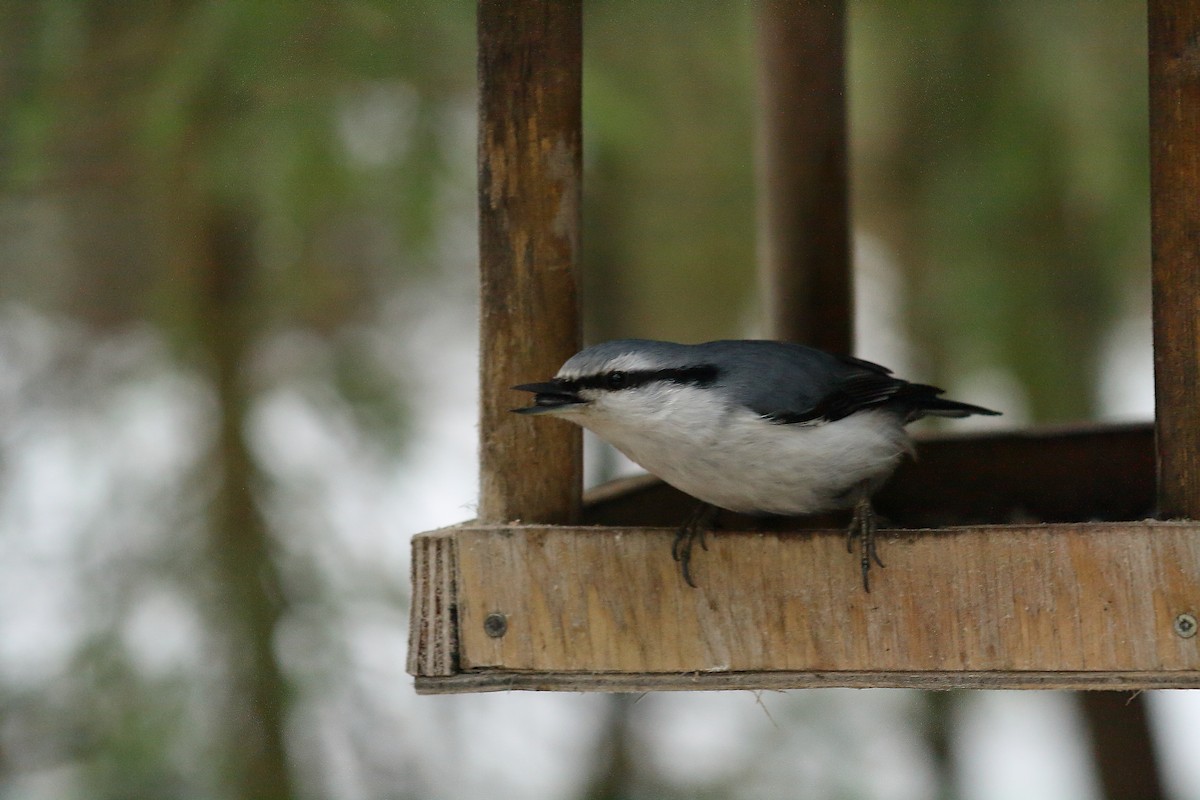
left=581, top=423, right=1155, bottom=528
left=410, top=522, right=1200, bottom=693
left=1149, top=0, right=1200, bottom=518
left=477, top=0, right=583, bottom=524
left=754, top=0, right=851, bottom=352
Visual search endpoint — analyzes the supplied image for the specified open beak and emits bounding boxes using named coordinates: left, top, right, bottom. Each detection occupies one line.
left=512, top=381, right=585, bottom=414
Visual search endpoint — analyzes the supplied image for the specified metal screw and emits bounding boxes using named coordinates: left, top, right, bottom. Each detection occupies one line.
left=1174, top=613, right=1197, bottom=639
left=484, top=612, right=508, bottom=638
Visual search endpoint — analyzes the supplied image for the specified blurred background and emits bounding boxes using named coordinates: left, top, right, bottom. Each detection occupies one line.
left=0, top=1, right=1196, bottom=798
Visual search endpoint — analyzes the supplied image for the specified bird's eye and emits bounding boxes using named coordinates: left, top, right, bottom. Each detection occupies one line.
left=605, top=371, right=628, bottom=390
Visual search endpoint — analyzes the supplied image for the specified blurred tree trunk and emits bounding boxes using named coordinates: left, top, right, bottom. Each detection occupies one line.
left=193, top=207, right=295, bottom=800
left=923, top=692, right=963, bottom=800
left=54, top=4, right=298, bottom=796
left=578, top=694, right=639, bottom=800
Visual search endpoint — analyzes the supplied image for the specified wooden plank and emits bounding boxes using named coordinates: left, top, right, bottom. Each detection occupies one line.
left=477, top=0, right=583, bottom=524
left=416, top=671, right=1200, bottom=695
left=406, top=522, right=1200, bottom=692
left=1149, top=0, right=1200, bottom=518
left=877, top=422, right=1155, bottom=525
left=581, top=423, right=1155, bottom=528
left=755, top=0, right=851, bottom=352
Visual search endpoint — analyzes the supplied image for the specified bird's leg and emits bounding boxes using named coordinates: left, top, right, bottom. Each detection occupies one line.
left=672, top=502, right=717, bottom=588
left=847, top=491, right=885, bottom=592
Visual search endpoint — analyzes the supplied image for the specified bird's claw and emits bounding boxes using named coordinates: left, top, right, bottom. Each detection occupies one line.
left=848, top=494, right=884, bottom=593
left=673, top=503, right=715, bottom=588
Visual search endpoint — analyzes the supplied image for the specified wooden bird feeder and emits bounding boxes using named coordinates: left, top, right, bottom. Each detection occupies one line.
left=408, top=0, right=1200, bottom=694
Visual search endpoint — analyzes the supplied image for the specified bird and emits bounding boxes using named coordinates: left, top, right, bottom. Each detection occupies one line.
left=512, top=339, right=1000, bottom=591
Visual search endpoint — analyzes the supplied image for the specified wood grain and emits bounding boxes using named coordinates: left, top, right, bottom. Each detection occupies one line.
left=406, top=522, right=1200, bottom=691
left=407, top=530, right=458, bottom=677
left=416, top=670, right=1200, bottom=694
left=755, top=0, right=851, bottom=353
left=1149, top=0, right=1200, bottom=518
left=477, top=0, right=583, bottom=524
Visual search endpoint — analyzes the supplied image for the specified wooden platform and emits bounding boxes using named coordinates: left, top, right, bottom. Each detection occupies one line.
left=410, top=520, right=1200, bottom=694
left=414, top=1, right=1200, bottom=713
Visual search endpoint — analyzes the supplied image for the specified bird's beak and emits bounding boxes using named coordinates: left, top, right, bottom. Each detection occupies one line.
left=511, top=381, right=585, bottom=415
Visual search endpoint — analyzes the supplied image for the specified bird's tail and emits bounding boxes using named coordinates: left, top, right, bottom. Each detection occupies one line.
left=899, top=383, right=1001, bottom=420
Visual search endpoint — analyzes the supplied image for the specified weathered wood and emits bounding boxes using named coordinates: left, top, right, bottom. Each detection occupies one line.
left=755, top=0, right=851, bottom=352
left=416, top=670, right=1200, bottom=694
left=877, top=422, right=1156, bottom=525
left=406, top=530, right=458, bottom=677
left=1149, top=0, right=1200, bottom=519
left=581, top=423, right=1156, bottom=528
left=477, top=0, right=583, bottom=524
left=408, top=522, right=1200, bottom=692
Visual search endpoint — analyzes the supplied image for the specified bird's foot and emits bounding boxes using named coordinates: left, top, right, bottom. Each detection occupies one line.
left=672, top=503, right=717, bottom=588
left=846, top=495, right=884, bottom=592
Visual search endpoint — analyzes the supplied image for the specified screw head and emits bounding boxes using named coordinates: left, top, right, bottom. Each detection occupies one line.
left=1174, top=613, right=1197, bottom=639
left=483, top=612, right=508, bottom=638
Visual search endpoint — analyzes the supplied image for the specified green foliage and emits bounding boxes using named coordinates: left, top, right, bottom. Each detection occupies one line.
left=0, top=0, right=483, bottom=454
left=583, top=1, right=758, bottom=343
left=851, top=0, right=1150, bottom=419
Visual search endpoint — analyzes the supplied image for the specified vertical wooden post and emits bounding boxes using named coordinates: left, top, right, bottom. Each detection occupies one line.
left=1149, top=0, right=1200, bottom=518
left=1080, top=693, right=1166, bottom=800
left=754, top=0, right=852, bottom=354
left=477, top=0, right=583, bottom=524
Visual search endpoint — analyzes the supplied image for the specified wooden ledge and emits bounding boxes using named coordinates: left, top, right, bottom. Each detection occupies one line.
left=416, top=671, right=1200, bottom=694
left=408, top=522, right=1200, bottom=694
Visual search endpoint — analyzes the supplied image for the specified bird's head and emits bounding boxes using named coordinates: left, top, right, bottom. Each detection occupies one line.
left=512, top=340, right=718, bottom=424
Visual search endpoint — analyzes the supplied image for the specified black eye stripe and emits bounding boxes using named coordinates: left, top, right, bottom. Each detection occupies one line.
left=560, top=365, right=718, bottom=392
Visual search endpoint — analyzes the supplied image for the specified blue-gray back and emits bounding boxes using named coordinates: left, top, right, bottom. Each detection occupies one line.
left=564, top=339, right=998, bottom=423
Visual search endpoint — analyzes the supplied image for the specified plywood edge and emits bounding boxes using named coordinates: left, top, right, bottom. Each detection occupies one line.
left=407, top=529, right=459, bottom=677
left=415, top=669, right=1200, bottom=695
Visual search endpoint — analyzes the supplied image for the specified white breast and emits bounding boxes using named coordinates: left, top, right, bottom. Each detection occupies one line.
left=576, top=384, right=912, bottom=515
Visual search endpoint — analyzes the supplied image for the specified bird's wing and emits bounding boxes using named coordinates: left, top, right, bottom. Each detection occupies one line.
left=709, top=342, right=907, bottom=424
left=746, top=351, right=1000, bottom=423
left=791, top=366, right=912, bottom=422
left=757, top=362, right=909, bottom=423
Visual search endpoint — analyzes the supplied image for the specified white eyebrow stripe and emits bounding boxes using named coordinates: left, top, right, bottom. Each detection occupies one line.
left=559, top=352, right=659, bottom=379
